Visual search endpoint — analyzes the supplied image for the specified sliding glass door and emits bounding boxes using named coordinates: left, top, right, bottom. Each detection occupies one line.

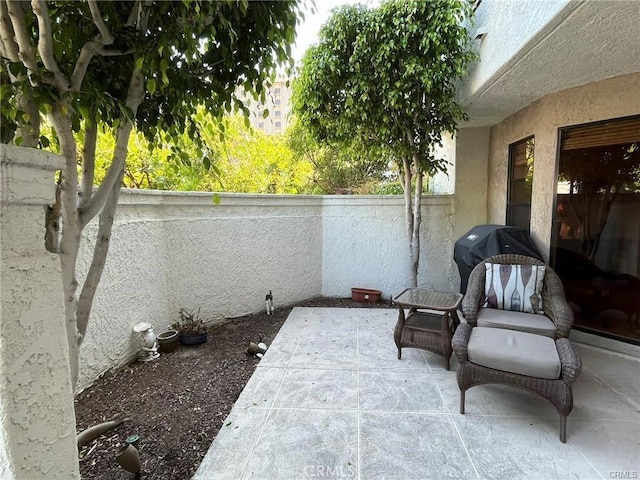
left=553, top=115, right=640, bottom=343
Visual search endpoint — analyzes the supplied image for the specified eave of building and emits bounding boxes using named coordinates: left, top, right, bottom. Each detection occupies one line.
left=459, top=0, right=640, bottom=128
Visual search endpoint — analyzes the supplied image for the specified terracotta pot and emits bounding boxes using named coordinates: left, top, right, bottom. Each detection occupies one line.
left=115, top=444, right=141, bottom=474
left=157, top=330, right=179, bottom=353
left=351, top=287, right=382, bottom=303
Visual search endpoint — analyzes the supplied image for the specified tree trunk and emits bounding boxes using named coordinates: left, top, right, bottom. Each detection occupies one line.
left=401, top=156, right=421, bottom=287
left=48, top=69, right=143, bottom=390
left=410, top=168, right=423, bottom=287
left=76, top=125, right=129, bottom=341
left=73, top=69, right=143, bottom=388
left=49, top=104, right=83, bottom=388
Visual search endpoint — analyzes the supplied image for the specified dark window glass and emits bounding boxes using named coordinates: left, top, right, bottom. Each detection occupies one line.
left=553, top=115, right=640, bottom=343
left=507, top=137, right=534, bottom=230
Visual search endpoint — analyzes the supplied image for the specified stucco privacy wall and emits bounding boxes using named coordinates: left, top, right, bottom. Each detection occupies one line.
left=77, top=193, right=173, bottom=389
left=162, top=194, right=323, bottom=320
left=77, top=192, right=324, bottom=390
left=486, top=73, right=640, bottom=261
left=321, top=195, right=457, bottom=297
left=0, top=146, right=79, bottom=479
left=77, top=192, right=456, bottom=391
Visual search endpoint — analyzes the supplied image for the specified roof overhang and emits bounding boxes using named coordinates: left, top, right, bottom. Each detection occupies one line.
left=459, top=1, right=640, bottom=127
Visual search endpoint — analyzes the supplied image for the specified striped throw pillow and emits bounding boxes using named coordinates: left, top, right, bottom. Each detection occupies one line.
left=484, top=263, right=546, bottom=313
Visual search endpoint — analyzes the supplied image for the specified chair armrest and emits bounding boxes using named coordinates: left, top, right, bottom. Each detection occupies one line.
left=462, top=264, right=487, bottom=326
left=452, top=323, right=473, bottom=363
left=556, top=338, right=582, bottom=384
left=542, top=269, right=574, bottom=338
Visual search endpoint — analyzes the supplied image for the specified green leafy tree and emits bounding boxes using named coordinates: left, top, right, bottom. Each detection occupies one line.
left=292, top=0, right=475, bottom=285
left=287, top=117, right=391, bottom=194
left=0, top=0, right=301, bottom=388
left=89, top=113, right=313, bottom=193
left=214, top=115, right=314, bottom=194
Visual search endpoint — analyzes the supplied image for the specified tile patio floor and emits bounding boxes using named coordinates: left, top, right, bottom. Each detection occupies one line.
left=194, top=307, right=640, bottom=480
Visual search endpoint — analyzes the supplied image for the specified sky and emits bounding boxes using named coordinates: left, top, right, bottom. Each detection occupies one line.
left=291, top=0, right=381, bottom=64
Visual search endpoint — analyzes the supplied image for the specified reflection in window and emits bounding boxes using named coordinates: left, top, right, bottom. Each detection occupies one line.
left=507, top=137, right=534, bottom=230
left=553, top=115, right=640, bottom=343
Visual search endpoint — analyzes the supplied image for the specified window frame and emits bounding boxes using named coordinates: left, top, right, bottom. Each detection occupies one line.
left=506, top=136, right=535, bottom=231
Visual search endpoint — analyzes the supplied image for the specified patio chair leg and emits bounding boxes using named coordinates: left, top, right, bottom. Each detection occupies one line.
left=460, top=390, right=465, bottom=414
left=560, top=415, right=567, bottom=443
left=397, top=347, right=402, bottom=360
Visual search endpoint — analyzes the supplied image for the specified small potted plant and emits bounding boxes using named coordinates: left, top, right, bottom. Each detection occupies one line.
left=172, top=307, right=208, bottom=346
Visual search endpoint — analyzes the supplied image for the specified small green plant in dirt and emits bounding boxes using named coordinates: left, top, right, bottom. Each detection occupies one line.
left=172, top=308, right=207, bottom=335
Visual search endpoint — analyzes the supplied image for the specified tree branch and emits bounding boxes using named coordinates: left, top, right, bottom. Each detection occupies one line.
left=70, top=1, right=119, bottom=91
left=5, top=0, right=37, bottom=72
left=0, top=1, right=20, bottom=63
left=76, top=63, right=145, bottom=338
left=14, top=86, right=39, bottom=146
left=76, top=162, right=124, bottom=340
left=48, top=101, right=82, bottom=387
left=30, top=0, right=69, bottom=90
left=71, top=41, right=133, bottom=92
left=79, top=68, right=144, bottom=227
left=79, top=121, right=97, bottom=209
left=87, top=0, right=114, bottom=44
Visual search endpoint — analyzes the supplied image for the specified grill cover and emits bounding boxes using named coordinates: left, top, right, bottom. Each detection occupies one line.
left=454, top=225, right=543, bottom=294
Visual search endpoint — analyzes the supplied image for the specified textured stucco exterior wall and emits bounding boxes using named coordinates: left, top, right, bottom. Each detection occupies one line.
left=486, top=73, right=640, bottom=261
left=77, top=192, right=324, bottom=391
left=453, top=127, right=491, bottom=239
left=77, top=202, right=172, bottom=388
left=163, top=194, right=323, bottom=320
left=0, top=146, right=79, bottom=479
left=431, top=134, right=456, bottom=194
left=321, top=196, right=457, bottom=298
left=77, top=192, right=457, bottom=390
left=462, top=0, right=571, bottom=101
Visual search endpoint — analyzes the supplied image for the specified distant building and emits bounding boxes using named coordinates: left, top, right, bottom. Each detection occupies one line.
left=238, top=79, right=293, bottom=135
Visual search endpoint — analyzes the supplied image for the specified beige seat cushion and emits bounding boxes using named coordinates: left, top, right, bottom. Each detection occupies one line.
left=477, top=308, right=556, bottom=338
left=468, top=327, right=561, bottom=379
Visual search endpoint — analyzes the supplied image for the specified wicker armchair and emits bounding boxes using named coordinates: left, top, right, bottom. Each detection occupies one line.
left=462, top=254, right=574, bottom=339
left=452, top=323, right=582, bottom=443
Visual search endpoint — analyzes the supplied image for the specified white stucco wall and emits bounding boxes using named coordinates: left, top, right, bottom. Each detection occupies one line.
left=77, top=192, right=458, bottom=391
left=163, top=194, right=323, bottom=319
left=0, top=146, right=79, bottom=479
left=485, top=73, right=640, bottom=261
left=321, top=196, right=457, bottom=299
left=452, top=127, right=491, bottom=240
left=461, top=0, right=640, bottom=127
left=77, top=192, right=324, bottom=390
left=431, top=133, right=456, bottom=194
left=464, top=0, right=571, bottom=100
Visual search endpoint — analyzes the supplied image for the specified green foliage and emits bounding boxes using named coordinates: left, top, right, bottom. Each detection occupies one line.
left=2, top=1, right=302, bottom=155
left=216, top=116, right=313, bottom=194
left=287, top=117, right=392, bottom=194
left=292, top=0, right=476, bottom=173
left=89, top=114, right=314, bottom=194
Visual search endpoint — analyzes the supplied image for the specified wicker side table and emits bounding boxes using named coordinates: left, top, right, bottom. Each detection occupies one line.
left=393, top=288, right=463, bottom=370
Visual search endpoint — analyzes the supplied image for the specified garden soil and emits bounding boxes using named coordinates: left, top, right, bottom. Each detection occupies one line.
left=75, top=297, right=393, bottom=479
